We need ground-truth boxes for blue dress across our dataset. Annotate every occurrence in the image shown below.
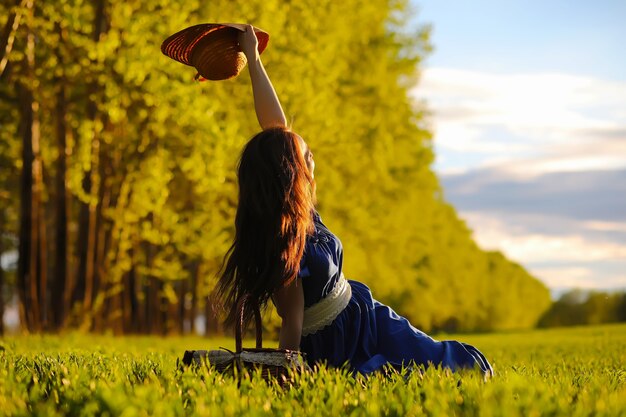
[299,212,493,376]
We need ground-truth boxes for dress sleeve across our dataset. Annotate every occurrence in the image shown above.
[298,251,311,278]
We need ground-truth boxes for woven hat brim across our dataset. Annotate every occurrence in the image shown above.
[161,23,269,67]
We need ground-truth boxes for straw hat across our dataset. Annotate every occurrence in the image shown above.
[161,23,270,81]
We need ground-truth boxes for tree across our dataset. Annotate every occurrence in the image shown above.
[0,0,551,335]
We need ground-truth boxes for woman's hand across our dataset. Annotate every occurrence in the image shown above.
[238,25,259,61]
[240,24,287,129]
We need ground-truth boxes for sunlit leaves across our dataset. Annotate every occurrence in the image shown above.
[0,0,551,333]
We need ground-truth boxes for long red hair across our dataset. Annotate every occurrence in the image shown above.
[217,127,316,326]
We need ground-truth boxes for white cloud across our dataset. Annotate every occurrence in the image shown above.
[419,69,626,131]
[414,68,626,176]
[415,67,626,291]
[507,155,626,179]
[530,266,626,290]
[530,266,594,289]
[583,221,626,233]
[458,210,626,290]
[462,211,626,264]
[503,234,626,263]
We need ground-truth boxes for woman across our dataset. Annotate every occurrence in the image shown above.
[217,25,493,376]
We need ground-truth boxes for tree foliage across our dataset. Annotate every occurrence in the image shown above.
[0,0,551,335]
[539,290,626,328]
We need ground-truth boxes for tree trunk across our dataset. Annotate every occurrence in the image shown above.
[204,298,212,337]
[0,226,5,336]
[125,260,139,333]
[33,118,47,330]
[163,280,175,335]
[93,278,108,333]
[190,261,199,334]
[151,277,162,334]
[136,251,147,333]
[80,135,99,315]
[178,277,187,334]
[16,14,44,332]
[92,143,110,322]
[0,0,30,76]
[51,23,68,330]
[17,79,35,331]
[75,0,106,319]
[110,281,123,335]
[139,278,148,334]
[63,133,75,325]
[121,244,137,333]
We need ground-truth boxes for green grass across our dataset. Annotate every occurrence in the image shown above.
[1,324,625,416]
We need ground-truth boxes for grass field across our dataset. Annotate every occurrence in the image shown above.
[1,324,625,416]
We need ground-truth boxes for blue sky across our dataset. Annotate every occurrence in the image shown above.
[414,0,626,80]
[411,0,626,294]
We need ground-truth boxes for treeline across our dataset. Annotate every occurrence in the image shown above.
[539,289,626,328]
[0,0,551,336]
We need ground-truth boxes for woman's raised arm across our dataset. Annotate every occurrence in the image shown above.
[238,25,287,130]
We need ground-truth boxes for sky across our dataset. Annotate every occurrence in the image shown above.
[410,0,626,296]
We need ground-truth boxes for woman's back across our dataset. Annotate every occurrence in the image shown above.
[300,212,344,307]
